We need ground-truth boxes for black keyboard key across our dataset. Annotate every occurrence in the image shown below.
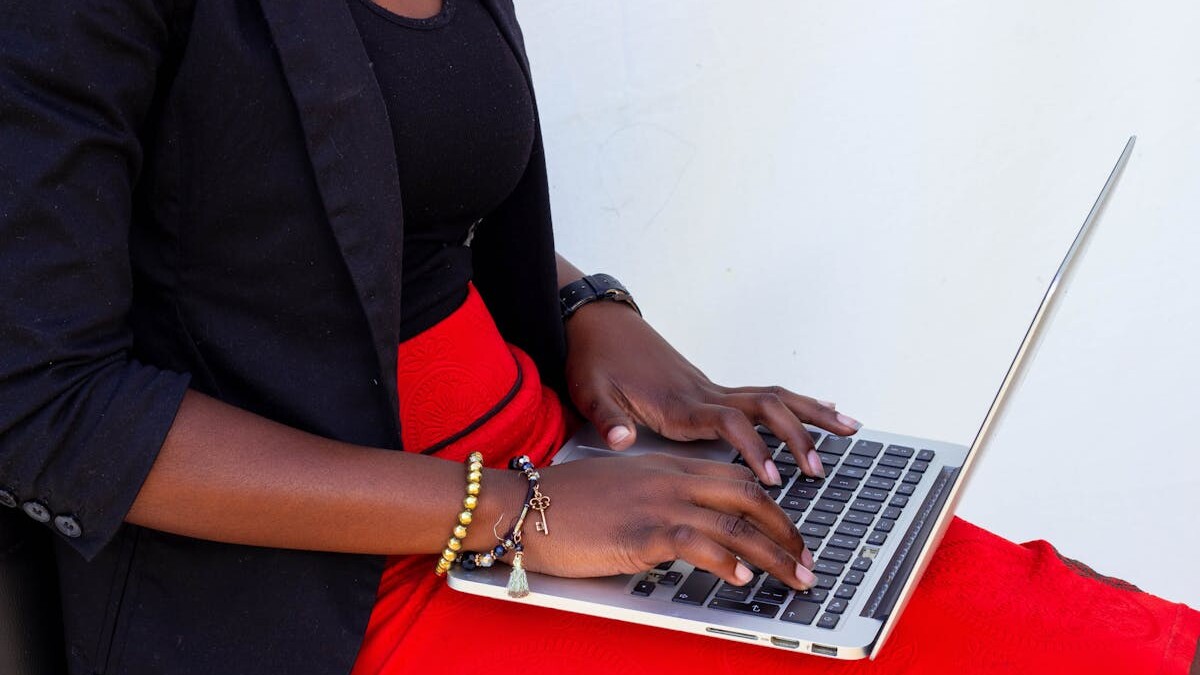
[814,574,837,590]
[851,557,873,572]
[708,598,781,619]
[823,489,854,503]
[754,586,789,604]
[660,570,683,586]
[836,522,868,538]
[881,506,903,520]
[878,456,908,469]
[813,499,845,515]
[867,531,888,546]
[799,523,830,539]
[865,477,895,491]
[828,476,860,491]
[805,511,837,526]
[849,440,883,458]
[916,448,936,461]
[672,570,719,605]
[818,435,853,456]
[843,455,874,470]
[817,452,841,467]
[843,511,874,526]
[849,499,881,514]
[793,588,828,603]
[632,579,656,596]
[773,451,797,467]
[775,463,799,479]
[655,561,675,570]
[715,583,753,602]
[884,445,914,458]
[793,475,825,489]
[764,487,782,500]
[820,548,852,564]
[843,570,866,585]
[826,535,860,550]
[875,519,895,533]
[889,495,909,508]
[902,471,923,485]
[836,467,867,479]
[896,483,917,496]
[780,496,811,512]
[871,466,902,480]
[781,507,805,523]
[757,430,782,447]
[817,613,840,629]
[780,599,821,625]
[787,484,820,500]
[761,575,790,592]
[813,560,844,576]
[910,460,930,473]
[825,598,849,614]
[858,488,888,502]
[834,584,857,600]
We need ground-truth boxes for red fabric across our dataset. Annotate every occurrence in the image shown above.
[352,284,1200,675]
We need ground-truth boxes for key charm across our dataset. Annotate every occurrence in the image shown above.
[529,488,551,535]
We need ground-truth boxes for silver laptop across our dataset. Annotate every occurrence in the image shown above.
[448,137,1137,660]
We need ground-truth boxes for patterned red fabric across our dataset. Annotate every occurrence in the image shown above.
[352,284,1200,675]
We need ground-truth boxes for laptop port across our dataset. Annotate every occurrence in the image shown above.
[811,643,838,657]
[769,636,800,649]
[704,627,757,641]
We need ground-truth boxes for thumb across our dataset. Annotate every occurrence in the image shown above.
[586,393,638,451]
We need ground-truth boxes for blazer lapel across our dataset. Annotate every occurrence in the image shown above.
[256,0,404,445]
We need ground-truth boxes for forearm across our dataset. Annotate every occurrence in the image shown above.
[126,390,525,555]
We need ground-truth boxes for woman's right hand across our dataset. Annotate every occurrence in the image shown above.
[515,453,817,590]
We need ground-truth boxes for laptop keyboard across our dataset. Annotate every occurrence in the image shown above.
[629,429,937,631]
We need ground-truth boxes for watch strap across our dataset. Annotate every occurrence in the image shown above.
[559,273,641,321]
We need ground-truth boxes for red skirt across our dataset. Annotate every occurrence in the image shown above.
[351,284,1200,675]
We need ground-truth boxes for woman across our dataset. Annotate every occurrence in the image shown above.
[0,0,1195,673]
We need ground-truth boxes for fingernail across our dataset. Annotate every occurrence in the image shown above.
[817,399,837,410]
[734,562,753,584]
[806,450,825,478]
[795,562,816,587]
[801,548,814,568]
[764,460,782,486]
[607,425,632,445]
[836,413,862,431]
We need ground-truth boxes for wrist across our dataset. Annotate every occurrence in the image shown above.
[459,466,526,552]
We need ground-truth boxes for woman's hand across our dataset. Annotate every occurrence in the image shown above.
[564,301,862,486]
[519,453,817,589]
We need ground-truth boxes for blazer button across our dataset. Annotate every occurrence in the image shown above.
[22,501,51,523]
[0,489,16,509]
[54,515,83,539]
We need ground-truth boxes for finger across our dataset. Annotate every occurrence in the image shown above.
[684,474,812,570]
[653,524,751,588]
[725,385,861,437]
[722,392,825,478]
[668,455,760,484]
[688,404,779,486]
[681,505,816,591]
[578,386,638,450]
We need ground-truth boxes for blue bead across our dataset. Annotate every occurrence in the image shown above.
[514,543,524,552]
[461,557,476,571]
[493,545,506,557]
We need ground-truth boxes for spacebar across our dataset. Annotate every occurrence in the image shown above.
[860,465,959,620]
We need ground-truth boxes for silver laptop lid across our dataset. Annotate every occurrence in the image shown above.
[869,136,1137,658]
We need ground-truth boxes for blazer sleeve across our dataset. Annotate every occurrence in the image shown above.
[0,0,190,560]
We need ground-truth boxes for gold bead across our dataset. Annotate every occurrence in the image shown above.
[447,537,462,551]
[442,548,457,562]
[435,559,451,571]
[468,452,483,462]
[453,525,468,539]
[466,482,481,496]
[463,494,478,510]
[466,470,482,484]
[458,510,473,526]
[468,461,483,473]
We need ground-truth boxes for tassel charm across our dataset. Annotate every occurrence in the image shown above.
[506,551,530,598]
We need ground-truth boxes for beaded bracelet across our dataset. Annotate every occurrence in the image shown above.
[433,451,484,577]
[457,455,551,598]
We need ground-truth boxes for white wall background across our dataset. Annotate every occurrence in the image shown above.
[516,0,1200,606]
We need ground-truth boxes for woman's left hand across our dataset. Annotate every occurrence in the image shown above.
[563,301,862,486]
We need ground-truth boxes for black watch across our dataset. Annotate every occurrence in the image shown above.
[559,273,642,322]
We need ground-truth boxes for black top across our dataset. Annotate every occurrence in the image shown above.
[0,1,566,674]
[349,0,536,340]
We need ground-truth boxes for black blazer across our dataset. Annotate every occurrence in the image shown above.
[0,0,566,672]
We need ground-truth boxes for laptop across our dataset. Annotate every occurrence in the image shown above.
[448,136,1137,660]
